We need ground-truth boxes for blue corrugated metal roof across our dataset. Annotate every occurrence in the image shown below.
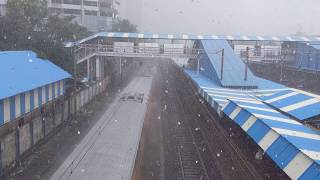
[260,89,320,120]
[183,68,320,179]
[69,32,320,46]
[223,100,320,179]
[310,44,320,50]
[310,41,320,50]
[184,69,286,108]
[0,51,71,100]
[200,40,258,88]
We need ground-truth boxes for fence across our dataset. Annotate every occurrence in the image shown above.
[0,77,110,175]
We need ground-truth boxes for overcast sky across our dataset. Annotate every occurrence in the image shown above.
[118,0,320,36]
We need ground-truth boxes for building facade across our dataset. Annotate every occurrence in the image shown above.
[0,0,115,33]
[284,42,320,72]
[231,40,282,63]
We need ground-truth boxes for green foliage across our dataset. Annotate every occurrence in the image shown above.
[0,0,90,71]
[112,18,137,32]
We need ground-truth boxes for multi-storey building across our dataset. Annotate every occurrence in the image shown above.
[49,0,114,32]
[0,0,115,33]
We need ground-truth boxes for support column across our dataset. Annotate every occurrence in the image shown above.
[96,57,101,80]
[120,57,122,81]
[87,59,90,81]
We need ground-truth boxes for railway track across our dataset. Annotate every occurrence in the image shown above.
[160,61,209,180]
[170,63,263,180]
[175,126,208,180]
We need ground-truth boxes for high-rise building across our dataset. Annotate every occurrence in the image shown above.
[49,0,114,32]
[0,0,115,33]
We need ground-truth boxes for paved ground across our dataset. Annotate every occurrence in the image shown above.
[50,63,156,180]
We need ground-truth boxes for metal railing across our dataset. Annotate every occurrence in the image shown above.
[75,44,220,64]
[233,47,300,64]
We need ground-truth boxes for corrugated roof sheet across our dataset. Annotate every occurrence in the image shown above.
[260,89,320,121]
[183,69,320,179]
[69,32,320,46]
[0,51,71,100]
[223,100,320,179]
[200,40,258,88]
[310,44,320,50]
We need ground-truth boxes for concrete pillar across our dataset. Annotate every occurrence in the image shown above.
[87,59,90,81]
[101,58,105,79]
[96,58,101,80]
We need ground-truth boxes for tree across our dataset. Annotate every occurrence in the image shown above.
[0,0,90,71]
[112,18,137,32]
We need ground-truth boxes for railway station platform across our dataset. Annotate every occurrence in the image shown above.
[50,76,154,180]
[182,39,320,179]
[184,69,320,179]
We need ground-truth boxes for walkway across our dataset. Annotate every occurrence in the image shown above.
[50,75,154,180]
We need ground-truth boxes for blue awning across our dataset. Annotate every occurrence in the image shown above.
[260,89,320,121]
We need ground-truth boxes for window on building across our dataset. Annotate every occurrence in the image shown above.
[63,8,81,15]
[84,1,98,7]
[100,1,112,8]
[85,10,98,16]
[52,0,62,3]
[63,0,81,5]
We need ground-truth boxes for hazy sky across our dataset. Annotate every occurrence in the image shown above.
[118,0,320,36]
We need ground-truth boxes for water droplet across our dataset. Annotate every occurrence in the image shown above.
[157,116,161,120]
[81,168,85,173]
[28,59,33,63]
[115,119,118,122]
[217,153,220,157]
[177,121,181,125]
[99,82,102,86]
[165,90,168,94]
[195,160,198,164]
[197,114,201,117]
[77,130,81,135]
[195,127,200,131]
[28,36,31,40]
[231,166,235,170]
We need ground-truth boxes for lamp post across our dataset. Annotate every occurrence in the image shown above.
[72,44,78,118]
[197,50,200,75]
[220,49,225,80]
